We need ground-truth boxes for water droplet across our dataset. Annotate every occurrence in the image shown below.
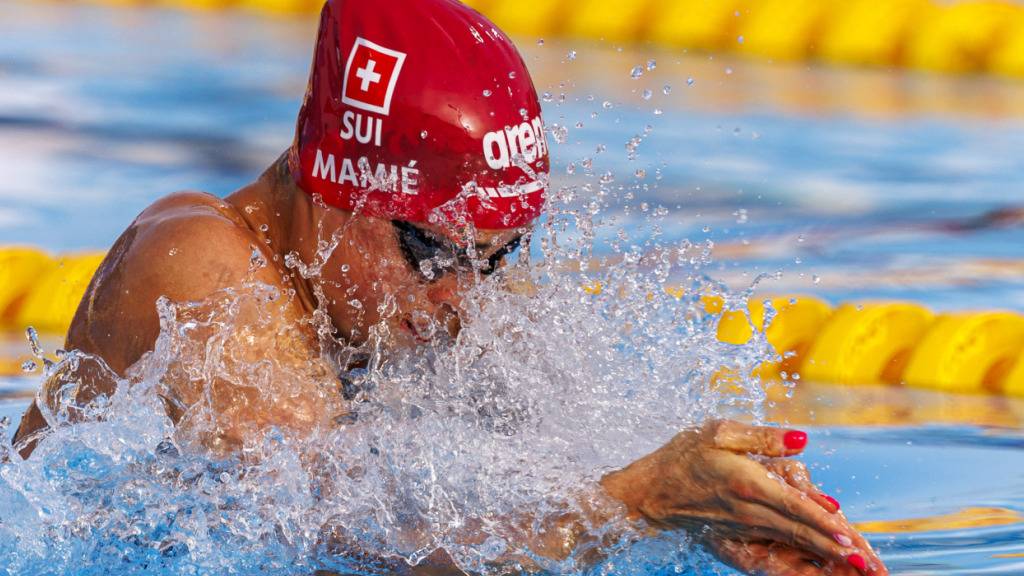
[595,144,606,153]
[536,38,544,45]
[812,274,821,284]
[26,326,43,358]
[541,91,553,102]
[653,108,663,115]
[737,35,744,44]
[348,299,363,310]
[21,360,37,373]
[341,264,350,273]
[663,84,672,95]
[420,130,428,139]
[519,108,528,118]
[641,89,652,100]
[599,171,615,184]
[550,124,569,144]
[646,59,656,71]
[634,168,646,179]
[508,71,516,79]
[796,234,806,243]
[167,247,178,256]
[725,67,733,75]
[258,223,269,232]
[734,209,748,224]
[687,77,695,86]
[630,65,644,79]
[566,49,577,61]
[602,100,613,109]
[482,89,492,97]
[249,247,267,272]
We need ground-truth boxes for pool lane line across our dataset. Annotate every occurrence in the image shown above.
[2,245,1024,396]
[63,0,1024,79]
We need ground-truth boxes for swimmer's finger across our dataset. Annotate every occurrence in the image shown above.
[766,459,841,514]
[732,501,865,572]
[765,463,888,575]
[738,463,883,574]
[710,538,826,576]
[716,537,868,573]
[709,419,808,457]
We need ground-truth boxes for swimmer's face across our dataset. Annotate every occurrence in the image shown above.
[315,214,524,348]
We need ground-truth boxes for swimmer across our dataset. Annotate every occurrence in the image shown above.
[12,1,887,574]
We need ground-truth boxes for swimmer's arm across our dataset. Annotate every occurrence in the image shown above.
[595,420,885,575]
[405,420,883,575]
[319,421,880,576]
[14,192,341,457]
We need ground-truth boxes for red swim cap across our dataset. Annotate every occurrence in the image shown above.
[290,0,548,230]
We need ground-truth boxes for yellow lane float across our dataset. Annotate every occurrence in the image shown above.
[1001,355,1024,397]
[801,302,934,386]
[646,0,744,51]
[903,311,1024,394]
[817,0,928,67]
[904,0,1019,74]
[563,0,652,44]
[715,295,832,379]
[734,0,831,62]
[0,247,56,326]
[8,252,105,336]
[3,245,1024,398]
[69,0,1024,78]
[476,0,564,40]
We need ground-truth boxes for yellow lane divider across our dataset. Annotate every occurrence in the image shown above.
[4,246,1024,397]
[703,294,1024,397]
[903,312,1024,394]
[801,302,934,387]
[67,0,1024,79]
[1,248,105,336]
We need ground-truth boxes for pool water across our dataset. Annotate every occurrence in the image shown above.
[2,2,1024,575]
[3,375,1024,574]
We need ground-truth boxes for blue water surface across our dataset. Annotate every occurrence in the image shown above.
[3,2,1024,575]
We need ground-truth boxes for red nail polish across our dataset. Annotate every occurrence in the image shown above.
[783,430,807,450]
[821,493,841,512]
[847,553,867,572]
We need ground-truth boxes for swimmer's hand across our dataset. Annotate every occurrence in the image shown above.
[600,419,887,576]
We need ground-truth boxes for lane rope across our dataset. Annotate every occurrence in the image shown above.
[71,0,1024,78]
[2,247,1023,396]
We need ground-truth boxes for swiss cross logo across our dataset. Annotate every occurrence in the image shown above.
[342,37,406,116]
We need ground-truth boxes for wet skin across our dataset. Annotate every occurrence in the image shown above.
[13,156,886,576]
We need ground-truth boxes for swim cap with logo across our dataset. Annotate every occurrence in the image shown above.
[289,0,548,230]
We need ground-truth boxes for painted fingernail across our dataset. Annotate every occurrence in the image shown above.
[821,493,841,512]
[783,430,808,450]
[833,533,853,547]
[846,553,867,572]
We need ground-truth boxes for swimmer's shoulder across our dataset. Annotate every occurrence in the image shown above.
[112,189,272,298]
[67,189,287,370]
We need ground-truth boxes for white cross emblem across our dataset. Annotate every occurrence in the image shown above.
[341,37,407,116]
[356,59,382,92]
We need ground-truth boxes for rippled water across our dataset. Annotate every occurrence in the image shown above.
[4,3,1024,313]
[2,1,1024,575]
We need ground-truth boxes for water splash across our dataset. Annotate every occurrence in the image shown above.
[0,103,779,576]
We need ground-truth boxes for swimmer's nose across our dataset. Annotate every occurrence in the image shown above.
[425,284,462,337]
[438,302,461,337]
